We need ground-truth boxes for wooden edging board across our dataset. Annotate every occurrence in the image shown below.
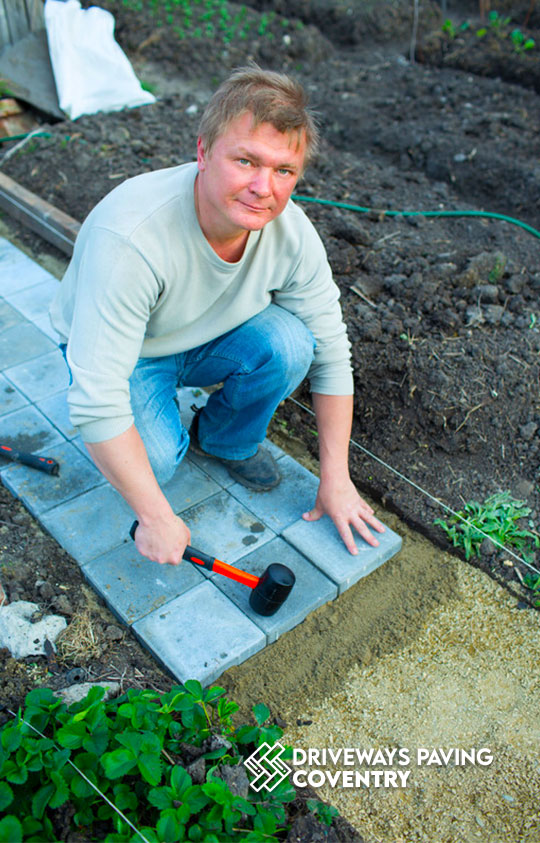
[0,172,80,255]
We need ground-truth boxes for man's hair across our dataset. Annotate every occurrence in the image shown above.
[198,65,319,165]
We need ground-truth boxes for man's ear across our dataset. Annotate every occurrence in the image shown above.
[197,136,206,171]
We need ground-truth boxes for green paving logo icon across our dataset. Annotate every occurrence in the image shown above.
[244,741,292,792]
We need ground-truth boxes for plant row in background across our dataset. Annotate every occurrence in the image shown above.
[0,682,336,841]
[435,490,540,604]
[119,0,304,46]
[442,10,536,53]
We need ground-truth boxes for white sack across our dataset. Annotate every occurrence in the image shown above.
[44,0,156,120]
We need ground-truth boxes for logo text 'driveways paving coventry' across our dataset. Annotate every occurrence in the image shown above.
[243,742,292,793]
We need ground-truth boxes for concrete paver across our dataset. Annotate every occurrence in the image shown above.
[282,515,403,594]
[132,580,267,686]
[0,237,402,686]
[83,542,206,625]
[4,349,69,401]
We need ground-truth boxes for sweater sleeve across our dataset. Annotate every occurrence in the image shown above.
[272,211,353,395]
[65,227,162,442]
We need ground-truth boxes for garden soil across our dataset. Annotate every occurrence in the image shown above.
[1,0,539,840]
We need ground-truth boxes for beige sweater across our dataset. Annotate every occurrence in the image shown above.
[50,162,352,442]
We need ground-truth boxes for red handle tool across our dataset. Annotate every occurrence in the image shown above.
[0,444,59,475]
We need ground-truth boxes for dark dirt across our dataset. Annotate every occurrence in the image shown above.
[0,0,539,838]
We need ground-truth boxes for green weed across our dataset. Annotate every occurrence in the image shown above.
[434,491,540,562]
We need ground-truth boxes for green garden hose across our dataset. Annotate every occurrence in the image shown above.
[292,194,540,241]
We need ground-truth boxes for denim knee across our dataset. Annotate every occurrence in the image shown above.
[138,424,189,487]
[261,309,315,387]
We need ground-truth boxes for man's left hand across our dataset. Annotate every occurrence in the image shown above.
[302,475,385,555]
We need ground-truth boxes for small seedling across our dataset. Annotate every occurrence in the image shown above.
[510,28,535,53]
[435,491,540,562]
[307,798,340,826]
[523,572,540,606]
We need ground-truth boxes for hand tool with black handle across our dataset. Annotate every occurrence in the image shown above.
[0,444,59,475]
[130,520,295,616]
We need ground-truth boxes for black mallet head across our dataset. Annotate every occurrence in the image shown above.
[249,563,296,616]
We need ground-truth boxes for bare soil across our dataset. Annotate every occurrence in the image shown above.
[1,1,540,839]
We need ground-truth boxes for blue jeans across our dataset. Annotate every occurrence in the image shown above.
[129,304,315,485]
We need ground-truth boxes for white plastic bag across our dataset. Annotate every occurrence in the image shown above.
[44,0,156,120]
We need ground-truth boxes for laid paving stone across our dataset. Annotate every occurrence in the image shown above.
[228,454,318,533]
[212,537,338,643]
[40,484,134,565]
[282,515,403,594]
[4,275,59,323]
[3,349,68,401]
[179,490,276,565]
[0,241,53,295]
[0,373,28,417]
[2,440,103,517]
[161,459,220,516]
[36,390,78,439]
[83,542,206,625]
[34,314,59,342]
[0,322,56,370]
[132,579,266,686]
[0,404,64,468]
[0,299,24,333]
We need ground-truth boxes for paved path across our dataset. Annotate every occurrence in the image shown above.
[0,238,401,685]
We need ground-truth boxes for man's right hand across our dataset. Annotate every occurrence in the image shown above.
[132,513,191,566]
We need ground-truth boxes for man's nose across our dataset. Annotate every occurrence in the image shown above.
[249,168,272,196]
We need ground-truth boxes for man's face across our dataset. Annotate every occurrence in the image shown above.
[196,111,306,243]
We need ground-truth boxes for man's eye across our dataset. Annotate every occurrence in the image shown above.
[278,168,292,176]
[238,158,251,166]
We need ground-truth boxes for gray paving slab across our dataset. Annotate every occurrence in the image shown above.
[161,459,220,515]
[34,314,60,342]
[228,454,318,533]
[4,276,60,323]
[179,490,276,565]
[83,542,206,625]
[36,390,78,439]
[0,299,25,334]
[0,405,64,467]
[2,440,103,517]
[0,322,56,370]
[3,349,69,401]
[132,579,267,686]
[211,537,338,643]
[0,243,54,295]
[282,516,402,595]
[39,485,133,565]
[0,373,28,417]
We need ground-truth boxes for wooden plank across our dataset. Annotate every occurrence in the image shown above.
[0,172,79,255]
[0,2,11,50]
[27,0,44,32]
[4,0,31,44]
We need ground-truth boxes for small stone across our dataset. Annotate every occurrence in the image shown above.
[186,756,206,784]
[185,104,198,115]
[104,624,124,641]
[52,595,74,616]
[38,582,55,601]
[0,601,67,659]
[519,422,538,442]
[58,681,120,707]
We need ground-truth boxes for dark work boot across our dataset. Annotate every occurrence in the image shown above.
[188,407,281,492]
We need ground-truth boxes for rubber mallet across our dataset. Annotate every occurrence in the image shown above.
[129,521,295,616]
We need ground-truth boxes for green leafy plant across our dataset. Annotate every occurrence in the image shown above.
[510,28,535,53]
[306,798,339,827]
[523,572,540,606]
[442,19,470,40]
[0,682,319,842]
[434,491,540,561]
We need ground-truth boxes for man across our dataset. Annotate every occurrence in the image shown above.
[51,65,384,566]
